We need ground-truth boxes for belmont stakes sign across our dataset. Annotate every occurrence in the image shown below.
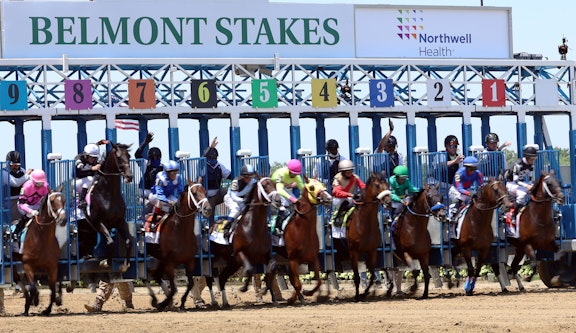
[0,0,511,59]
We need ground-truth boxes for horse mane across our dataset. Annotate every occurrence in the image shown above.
[530,173,545,195]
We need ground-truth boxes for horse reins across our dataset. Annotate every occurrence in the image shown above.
[35,192,66,226]
[251,177,281,209]
[530,176,557,203]
[472,181,508,211]
[175,184,208,218]
[97,147,128,177]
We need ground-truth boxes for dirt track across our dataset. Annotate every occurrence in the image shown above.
[2,279,576,333]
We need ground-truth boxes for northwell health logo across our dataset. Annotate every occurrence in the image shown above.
[396,9,424,40]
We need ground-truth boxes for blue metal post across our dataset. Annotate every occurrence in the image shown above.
[14,119,26,166]
[406,123,417,179]
[257,116,269,157]
[516,122,527,157]
[41,128,52,172]
[77,118,87,155]
[315,116,326,155]
[426,117,438,152]
[372,115,382,152]
[480,115,490,148]
[570,129,576,203]
[105,128,117,145]
[230,126,241,176]
[199,117,209,154]
[462,123,473,155]
[138,118,148,154]
[289,125,301,159]
[348,124,359,160]
[168,127,179,160]
[533,115,544,149]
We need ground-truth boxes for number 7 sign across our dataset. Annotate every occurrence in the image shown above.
[482,79,506,107]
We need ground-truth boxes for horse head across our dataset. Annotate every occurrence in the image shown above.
[367,171,392,209]
[303,177,332,207]
[478,176,511,212]
[108,142,133,183]
[424,183,447,222]
[178,180,212,218]
[535,170,565,205]
[256,176,283,209]
[46,189,67,226]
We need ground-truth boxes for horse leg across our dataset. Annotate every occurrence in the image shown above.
[303,258,323,300]
[205,276,219,307]
[218,260,241,308]
[236,251,254,293]
[143,279,159,308]
[462,249,476,296]
[350,253,362,302]
[157,267,176,311]
[361,253,378,300]
[40,267,59,316]
[179,268,195,311]
[491,263,509,293]
[116,222,133,273]
[382,269,394,298]
[522,244,539,283]
[287,260,304,305]
[419,257,431,299]
[510,248,527,291]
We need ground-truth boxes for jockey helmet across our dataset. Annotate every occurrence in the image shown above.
[6,151,21,165]
[485,133,499,144]
[325,139,339,150]
[338,160,355,172]
[204,147,218,159]
[30,169,47,184]
[444,135,459,147]
[148,147,161,159]
[523,146,538,158]
[240,164,255,176]
[393,165,409,178]
[287,159,302,174]
[164,160,180,172]
[83,143,100,157]
[463,156,479,168]
[386,136,398,147]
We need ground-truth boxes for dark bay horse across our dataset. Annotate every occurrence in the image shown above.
[494,170,565,292]
[392,183,446,299]
[85,143,133,272]
[145,180,211,311]
[216,176,282,307]
[347,172,391,301]
[283,178,332,305]
[21,190,67,316]
[451,177,510,295]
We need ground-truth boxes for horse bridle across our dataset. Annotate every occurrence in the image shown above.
[294,182,332,215]
[405,189,442,219]
[36,192,66,226]
[175,183,209,218]
[531,175,563,204]
[473,181,508,211]
[97,147,130,178]
[255,177,282,209]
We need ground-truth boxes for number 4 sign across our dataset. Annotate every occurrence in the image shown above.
[482,79,506,107]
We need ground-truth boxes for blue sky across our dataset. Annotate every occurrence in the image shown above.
[1,0,573,169]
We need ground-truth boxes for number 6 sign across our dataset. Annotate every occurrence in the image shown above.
[482,79,506,107]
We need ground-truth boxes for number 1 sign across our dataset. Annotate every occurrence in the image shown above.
[482,79,506,107]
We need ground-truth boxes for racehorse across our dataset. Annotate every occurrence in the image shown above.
[84,143,134,272]
[283,177,332,305]
[347,172,391,301]
[392,183,446,299]
[451,176,510,295]
[145,180,211,311]
[21,190,67,316]
[494,170,565,292]
[216,176,282,307]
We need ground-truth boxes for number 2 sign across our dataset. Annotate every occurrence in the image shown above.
[482,79,506,107]
[426,79,451,106]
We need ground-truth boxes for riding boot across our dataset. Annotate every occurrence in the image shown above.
[78,188,88,209]
[274,209,287,235]
[12,215,28,241]
[223,217,235,238]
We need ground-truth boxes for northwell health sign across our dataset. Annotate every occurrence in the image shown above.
[0,0,511,59]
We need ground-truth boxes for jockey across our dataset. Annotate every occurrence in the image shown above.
[151,160,184,223]
[221,164,257,235]
[330,160,366,226]
[4,150,33,223]
[134,132,163,211]
[204,137,233,227]
[12,169,50,239]
[448,156,483,222]
[389,165,419,220]
[270,159,305,235]
[75,140,108,209]
[506,145,538,224]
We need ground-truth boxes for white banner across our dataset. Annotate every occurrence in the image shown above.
[0,1,512,59]
[354,5,512,59]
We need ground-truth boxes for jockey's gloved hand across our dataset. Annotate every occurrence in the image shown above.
[168,200,176,206]
[30,210,39,217]
[289,196,297,204]
[431,203,445,212]
[467,190,477,198]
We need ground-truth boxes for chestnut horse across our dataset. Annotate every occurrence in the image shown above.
[347,172,391,301]
[451,177,510,295]
[217,176,282,307]
[494,170,564,292]
[21,190,67,316]
[145,180,212,311]
[392,183,446,299]
[283,178,332,305]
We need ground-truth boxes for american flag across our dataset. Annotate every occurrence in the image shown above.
[115,119,139,131]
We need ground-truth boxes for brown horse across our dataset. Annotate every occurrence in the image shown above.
[494,170,565,292]
[392,183,446,299]
[216,176,282,307]
[21,190,67,316]
[145,180,211,311]
[347,172,391,301]
[283,178,332,305]
[450,177,510,295]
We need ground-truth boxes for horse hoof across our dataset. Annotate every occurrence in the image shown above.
[40,310,51,316]
[99,260,110,268]
[551,276,563,287]
[465,290,474,296]
[501,288,509,293]
[238,285,248,293]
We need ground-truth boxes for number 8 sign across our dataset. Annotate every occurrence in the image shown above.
[65,80,93,110]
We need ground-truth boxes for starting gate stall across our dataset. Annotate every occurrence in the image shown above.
[1,161,11,286]
[353,150,394,270]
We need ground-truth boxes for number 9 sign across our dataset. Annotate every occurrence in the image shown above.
[0,81,28,111]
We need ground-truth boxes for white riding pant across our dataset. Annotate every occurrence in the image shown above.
[506,183,529,204]
[223,194,245,219]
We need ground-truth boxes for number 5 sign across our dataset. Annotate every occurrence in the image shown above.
[252,79,278,108]
[482,79,506,107]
